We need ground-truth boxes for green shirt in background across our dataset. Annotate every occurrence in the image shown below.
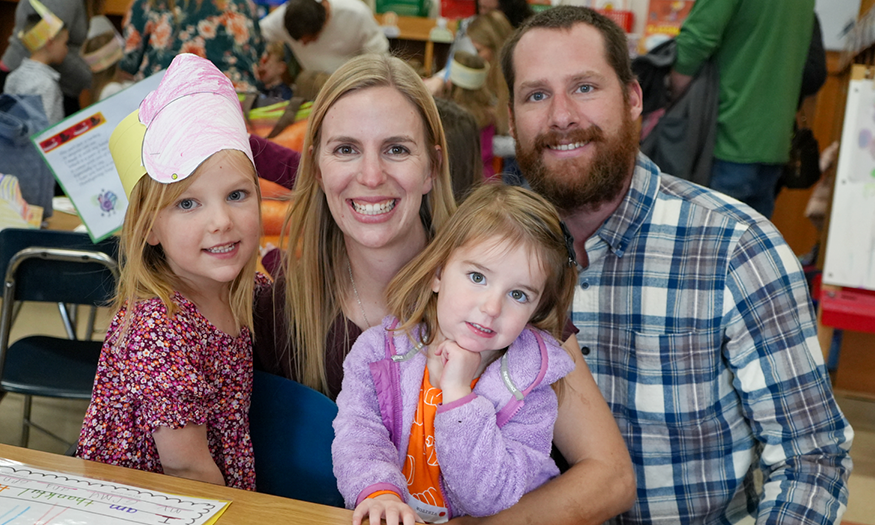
[674,0,814,164]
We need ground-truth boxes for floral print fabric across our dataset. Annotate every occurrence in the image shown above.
[76,274,270,490]
[120,0,264,91]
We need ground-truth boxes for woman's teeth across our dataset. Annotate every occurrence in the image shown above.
[353,200,396,215]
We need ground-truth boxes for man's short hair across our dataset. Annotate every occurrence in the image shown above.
[500,6,634,99]
[284,0,327,41]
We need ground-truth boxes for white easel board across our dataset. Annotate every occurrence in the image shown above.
[30,71,165,242]
[822,65,875,291]
[0,458,229,525]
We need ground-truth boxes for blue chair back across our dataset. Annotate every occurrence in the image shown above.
[249,370,343,507]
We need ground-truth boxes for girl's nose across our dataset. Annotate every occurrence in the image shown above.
[210,204,233,232]
[480,291,502,318]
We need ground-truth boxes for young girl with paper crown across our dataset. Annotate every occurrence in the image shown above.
[332,183,578,524]
[81,15,131,101]
[76,53,266,490]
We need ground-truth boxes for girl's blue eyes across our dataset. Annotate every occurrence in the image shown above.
[510,290,528,303]
[467,272,530,303]
[175,190,247,210]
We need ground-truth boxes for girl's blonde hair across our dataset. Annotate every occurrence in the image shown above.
[467,11,513,135]
[448,51,495,131]
[281,54,457,394]
[387,183,577,345]
[114,150,261,343]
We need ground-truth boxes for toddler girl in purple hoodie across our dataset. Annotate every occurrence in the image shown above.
[332,183,579,524]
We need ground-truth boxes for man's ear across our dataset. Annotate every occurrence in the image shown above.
[507,104,515,139]
[627,80,643,122]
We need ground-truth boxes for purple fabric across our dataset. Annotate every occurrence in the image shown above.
[332,316,575,518]
[250,134,300,190]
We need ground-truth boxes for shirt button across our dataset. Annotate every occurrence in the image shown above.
[581,346,591,355]
[580,282,590,290]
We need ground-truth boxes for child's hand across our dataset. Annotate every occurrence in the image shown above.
[353,493,420,525]
[433,340,480,403]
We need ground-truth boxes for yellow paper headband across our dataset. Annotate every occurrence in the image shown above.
[18,0,64,53]
[449,59,488,91]
[109,110,148,198]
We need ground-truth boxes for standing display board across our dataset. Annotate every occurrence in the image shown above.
[823,65,875,291]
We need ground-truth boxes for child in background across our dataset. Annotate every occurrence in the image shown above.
[434,97,482,202]
[445,51,497,180]
[3,0,69,125]
[81,15,131,101]
[256,41,294,106]
[333,183,578,524]
[467,11,513,137]
[77,54,266,490]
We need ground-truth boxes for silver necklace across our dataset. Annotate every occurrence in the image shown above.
[347,260,371,328]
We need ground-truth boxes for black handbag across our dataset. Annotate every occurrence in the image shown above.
[781,121,821,190]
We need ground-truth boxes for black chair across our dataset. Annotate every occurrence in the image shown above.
[249,370,344,507]
[0,228,119,448]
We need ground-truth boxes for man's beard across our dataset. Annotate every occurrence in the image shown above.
[515,111,638,214]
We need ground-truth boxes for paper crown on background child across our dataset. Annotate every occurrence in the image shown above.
[109,53,254,198]
[449,58,488,90]
[18,0,64,53]
[82,16,124,73]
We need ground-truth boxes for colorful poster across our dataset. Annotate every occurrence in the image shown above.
[823,66,875,291]
[0,459,229,525]
[31,71,165,242]
[640,0,695,53]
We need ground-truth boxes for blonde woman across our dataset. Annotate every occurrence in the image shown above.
[253,54,456,399]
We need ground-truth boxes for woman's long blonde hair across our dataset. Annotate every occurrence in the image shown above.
[467,11,513,135]
[113,151,261,343]
[281,54,457,394]
[387,183,577,345]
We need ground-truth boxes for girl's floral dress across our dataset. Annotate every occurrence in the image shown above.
[120,0,264,91]
[76,274,270,490]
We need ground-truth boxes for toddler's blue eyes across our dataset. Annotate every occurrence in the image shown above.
[229,190,245,201]
[469,272,485,284]
[510,290,528,303]
[178,199,195,210]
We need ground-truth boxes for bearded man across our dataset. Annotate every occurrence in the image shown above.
[496,6,853,525]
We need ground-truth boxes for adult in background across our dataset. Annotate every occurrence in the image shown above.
[499,6,852,524]
[1,0,90,116]
[252,53,635,524]
[120,0,264,91]
[259,0,389,74]
[669,0,815,218]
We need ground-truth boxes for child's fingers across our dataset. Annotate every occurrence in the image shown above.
[352,501,370,525]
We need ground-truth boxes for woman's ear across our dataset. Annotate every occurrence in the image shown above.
[424,145,440,194]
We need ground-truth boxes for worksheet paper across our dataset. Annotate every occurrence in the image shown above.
[0,459,228,525]
[31,71,164,242]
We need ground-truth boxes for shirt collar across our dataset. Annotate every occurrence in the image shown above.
[594,152,659,257]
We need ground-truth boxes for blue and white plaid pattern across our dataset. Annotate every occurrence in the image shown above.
[574,154,853,524]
